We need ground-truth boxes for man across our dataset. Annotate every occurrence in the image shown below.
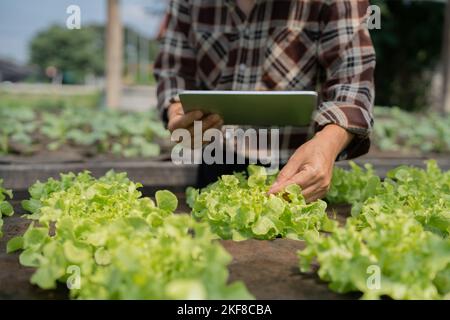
[154,0,375,202]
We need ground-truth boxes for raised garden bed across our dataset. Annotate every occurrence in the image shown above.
[2,155,449,191]
[0,200,353,300]
[0,105,171,161]
[336,156,450,178]
[0,160,197,191]
[2,161,447,300]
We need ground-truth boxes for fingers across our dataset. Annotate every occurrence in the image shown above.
[184,114,222,135]
[167,102,184,118]
[168,110,203,132]
[177,114,223,147]
[270,147,306,188]
[268,160,299,194]
[211,119,224,130]
[269,173,328,202]
[268,161,331,199]
[202,117,224,145]
[269,168,316,194]
[202,114,223,131]
[269,147,309,194]
[267,134,335,200]
[268,163,298,194]
[301,183,329,203]
[167,105,224,147]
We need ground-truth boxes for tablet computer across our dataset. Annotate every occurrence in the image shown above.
[179,90,317,126]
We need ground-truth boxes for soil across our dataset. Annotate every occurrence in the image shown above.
[0,149,172,165]
[0,133,174,164]
[0,199,356,300]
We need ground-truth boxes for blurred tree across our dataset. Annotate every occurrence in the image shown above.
[370,0,446,111]
[30,25,104,84]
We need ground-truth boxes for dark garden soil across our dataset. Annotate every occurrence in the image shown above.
[0,200,356,300]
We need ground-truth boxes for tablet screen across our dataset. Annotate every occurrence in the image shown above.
[179,91,317,126]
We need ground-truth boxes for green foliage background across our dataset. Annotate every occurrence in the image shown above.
[29,24,158,85]
[370,0,446,110]
[30,25,104,84]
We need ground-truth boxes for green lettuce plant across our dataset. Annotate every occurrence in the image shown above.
[8,171,252,300]
[301,161,450,300]
[352,161,450,237]
[0,105,169,158]
[0,179,14,237]
[187,165,336,241]
[326,162,382,205]
[373,107,450,153]
[300,212,450,299]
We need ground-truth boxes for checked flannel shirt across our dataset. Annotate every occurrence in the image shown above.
[154,0,376,160]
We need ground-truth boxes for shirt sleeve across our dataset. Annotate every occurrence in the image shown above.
[153,0,197,126]
[315,0,376,160]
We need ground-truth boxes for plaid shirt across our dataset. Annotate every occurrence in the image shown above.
[154,0,376,160]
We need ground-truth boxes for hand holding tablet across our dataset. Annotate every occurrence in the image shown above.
[179,90,317,127]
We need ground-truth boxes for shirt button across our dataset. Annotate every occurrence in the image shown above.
[239,64,246,71]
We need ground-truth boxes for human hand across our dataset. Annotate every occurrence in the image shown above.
[268,124,353,202]
[167,102,223,145]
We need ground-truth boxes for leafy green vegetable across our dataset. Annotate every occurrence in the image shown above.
[353,161,450,237]
[187,165,336,240]
[155,190,178,212]
[373,107,450,154]
[10,171,252,300]
[300,212,450,299]
[327,161,449,236]
[0,178,14,237]
[0,106,36,155]
[301,160,450,300]
[0,105,169,158]
[326,162,382,205]
[7,236,24,253]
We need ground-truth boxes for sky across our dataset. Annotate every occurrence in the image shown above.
[0,0,166,64]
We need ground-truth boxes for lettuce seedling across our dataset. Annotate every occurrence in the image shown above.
[301,161,450,300]
[0,179,14,237]
[9,171,252,300]
[187,165,336,241]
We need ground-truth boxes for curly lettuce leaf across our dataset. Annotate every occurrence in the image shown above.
[0,178,14,237]
[9,171,252,300]
[301,160,450,300]
[187,165,335,240]
[326,162,382,205]
[300,212,450,300]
